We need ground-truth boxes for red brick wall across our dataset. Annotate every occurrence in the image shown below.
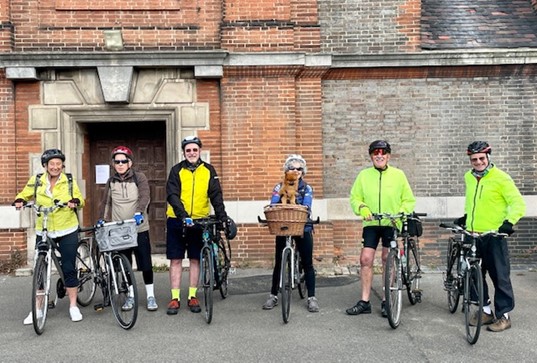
[0,230,27,261]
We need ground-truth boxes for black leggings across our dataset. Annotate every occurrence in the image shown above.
[270,231,315,297]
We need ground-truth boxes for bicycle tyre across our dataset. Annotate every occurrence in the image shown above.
[446,238,461,314]
[464,263,483,345]
[32,254,50,335]
[76,241,96,306]
[108,253,138,330]
[201,246,214,324]
[384,249,402,329]
[405,238,421,305]
[296,250,306,299]
[280,248,292,324]
[217,238,230,299]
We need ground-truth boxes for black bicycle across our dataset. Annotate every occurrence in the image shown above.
[374,212,426,329]
[23,201,96,335]
[83,219,139,330]
[194,216,232,324]
[440,223,506,344]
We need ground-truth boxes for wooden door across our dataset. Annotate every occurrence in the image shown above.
[87,122,167,253]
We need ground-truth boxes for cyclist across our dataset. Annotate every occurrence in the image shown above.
[98,146,158,312]
[346,140,416,317]
[165,136,229,315]
[13,149,85,324]
[454,141,525,332]
[262,155,319,313]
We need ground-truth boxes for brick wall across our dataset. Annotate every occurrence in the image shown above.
[0,229,26,261]
[318,0,421,53]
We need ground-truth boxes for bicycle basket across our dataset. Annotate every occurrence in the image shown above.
[95,221,138,252]
[263,204,308,236]
[407,213,423,237]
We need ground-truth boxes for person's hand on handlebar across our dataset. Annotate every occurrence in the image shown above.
[67,198,81,209]
[13,198,26,210]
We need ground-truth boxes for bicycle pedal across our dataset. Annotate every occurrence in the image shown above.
[94,303,104,312]
[48,301,56,309]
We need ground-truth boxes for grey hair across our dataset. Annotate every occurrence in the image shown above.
[283,154,307,175]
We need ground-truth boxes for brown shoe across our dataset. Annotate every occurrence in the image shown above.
[487,316,511,332]
[188,297,202,313]
[166,299,180,315]
[469,311,494,326]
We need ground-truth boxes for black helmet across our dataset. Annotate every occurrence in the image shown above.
[181,136,202,150]
[467,141,491,155]
[225,218,237,240]
[41,149,65,166]
[368,140,391,154]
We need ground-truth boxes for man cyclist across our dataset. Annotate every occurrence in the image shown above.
[98,146,158,312]
[165,136,229,315]
[346,140,416,317]
[14,149,85,323]
[454,141,525,332]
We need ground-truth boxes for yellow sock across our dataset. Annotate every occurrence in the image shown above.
[171,289,180,301]
[188,287,197,299]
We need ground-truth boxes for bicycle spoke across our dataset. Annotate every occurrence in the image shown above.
[76,241,96,306]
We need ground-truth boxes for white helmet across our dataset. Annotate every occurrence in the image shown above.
[283,154,307,175]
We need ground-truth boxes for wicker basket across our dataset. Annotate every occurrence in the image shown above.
[263,204,308,236]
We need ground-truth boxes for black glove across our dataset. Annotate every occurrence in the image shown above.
[12,198,25,206]
[454,214,467,227]
[68,198,81,206]
[498,220,514,236]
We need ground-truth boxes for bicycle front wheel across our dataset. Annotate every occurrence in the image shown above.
[464,263,483,345]
[295,250,306,299]
[445,238,461,313]
[280,248,292,324]
[32,254,50,335]
[405,238,422,305]
[201,247,214,324]
[76,241,96,306]
[217,238,230,299]
[384,249,402,329]
[108,253,138,330]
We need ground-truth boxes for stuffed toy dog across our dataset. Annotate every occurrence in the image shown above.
[279,170,299,204]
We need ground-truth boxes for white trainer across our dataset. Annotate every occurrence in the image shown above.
[69,306,83,322]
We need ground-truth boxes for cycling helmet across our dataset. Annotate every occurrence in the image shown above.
[111,146,134,160]
[225,217,237,240]
[467,141,491,155]
[41,149,65,166]
[283,154,307,175]
[368,140,391,154]
[181,136,202,150]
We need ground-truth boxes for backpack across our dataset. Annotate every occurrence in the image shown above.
[33,173,74,200]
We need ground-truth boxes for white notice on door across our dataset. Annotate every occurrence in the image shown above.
[95,165,110,184]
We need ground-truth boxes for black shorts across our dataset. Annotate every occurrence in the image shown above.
[362,226,396,249]
[121,231,153,272]
[166,218,203,260]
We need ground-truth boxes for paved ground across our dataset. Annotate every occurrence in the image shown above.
[1,268,536,362]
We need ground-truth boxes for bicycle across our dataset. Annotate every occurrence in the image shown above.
[194,216,232,324]
[440,223,507,344]
[257,214,320,324]
[82,219,139,330]
[22,201,96,335]
[374,212,427,329]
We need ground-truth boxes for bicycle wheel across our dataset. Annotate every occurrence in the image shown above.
[405,238,422,305]
[280,248,292,324]
[295,250,306,299]
[445,238,461,313]
[384,249,402,329]
[108,253,138,330]
[201,246,214,324]
[32,254,50,335]
[76,241,96,306]
[217,238,230,299]
[464,263,483,345]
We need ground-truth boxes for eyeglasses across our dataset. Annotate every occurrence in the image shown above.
[372,149,388,156]
[470,156,487,163]
[185,148,199,153]
[288,167,303,171]
[113,159,130,165]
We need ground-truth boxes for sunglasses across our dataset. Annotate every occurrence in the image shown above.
[113,159,130,165]
[372,149,388,156]
[470,156,487,163]
[288,167,303,171]
[185,148,199,153]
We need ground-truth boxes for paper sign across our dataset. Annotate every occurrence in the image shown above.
[95,165,110,184]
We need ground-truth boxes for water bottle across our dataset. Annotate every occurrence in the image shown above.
[400,249,407,266]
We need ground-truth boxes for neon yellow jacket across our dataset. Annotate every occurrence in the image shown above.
[464,165,525,233]
[350,165,416,227]
[15,173,85,234]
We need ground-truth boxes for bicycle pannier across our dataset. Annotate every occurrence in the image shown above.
[407,213,423,237]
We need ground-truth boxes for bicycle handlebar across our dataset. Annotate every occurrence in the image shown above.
[80,218,137,233]
[438,223,508,238]
[22,200,68,214]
